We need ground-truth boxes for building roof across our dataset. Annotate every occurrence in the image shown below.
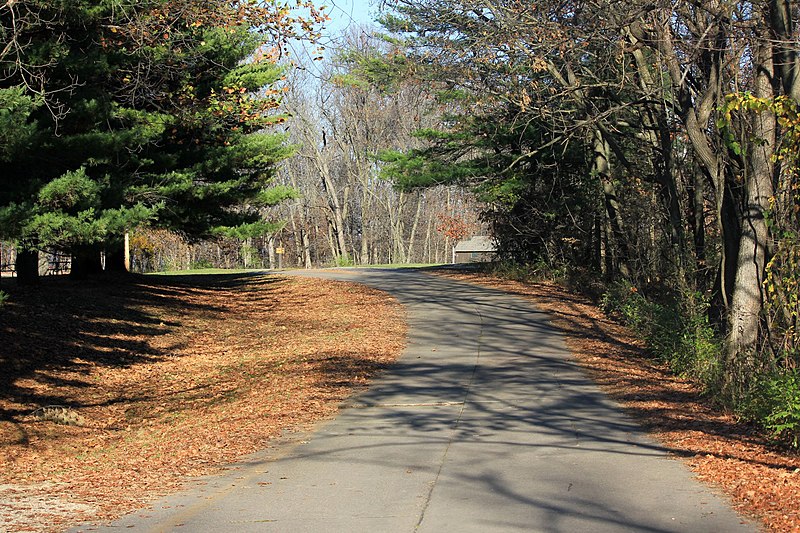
[454,236,497,253]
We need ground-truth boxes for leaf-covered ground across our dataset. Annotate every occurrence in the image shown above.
[435,269,800,532]
[3,268,799,532]
[0,273,406,532]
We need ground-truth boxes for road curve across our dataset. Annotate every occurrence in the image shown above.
[76,268,755,532]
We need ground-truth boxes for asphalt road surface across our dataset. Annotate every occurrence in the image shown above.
[76,268,755,532]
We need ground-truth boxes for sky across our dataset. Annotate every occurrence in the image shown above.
[323,0,379,38]
[287,0,379,76]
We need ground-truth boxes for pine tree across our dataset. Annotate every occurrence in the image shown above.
[0,0,314,281]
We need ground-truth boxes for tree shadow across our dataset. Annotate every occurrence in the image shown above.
[301,268,800,470]
[0,272,277,421]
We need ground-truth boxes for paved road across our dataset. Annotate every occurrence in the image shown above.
[77,269,755,532]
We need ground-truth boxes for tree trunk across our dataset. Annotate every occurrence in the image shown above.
[770,0,800,101]
[267,235,276,270]
[71,245,103,280]
[723,37,777,402]
[15,249,39,286]
[628,37,687,280]
[594,128,631,279]
[301,229,312,269]
[687,164,707,284]
[105,239,128,274]
[319,159,348,261]
[406,194,423,264]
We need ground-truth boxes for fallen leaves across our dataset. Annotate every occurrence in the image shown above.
[0,273,406,532]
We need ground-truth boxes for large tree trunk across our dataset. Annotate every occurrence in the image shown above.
[70,245,103,280]
[359,195,371,266]
[15,249,39,286]
[723,36,777,402]
[319,159,348,261]
[105,240,128,274]
[687,164,707,286]
[406,194,423,264]
[770,0,800,101]
[301,229,312,269]
[628,37,687,281]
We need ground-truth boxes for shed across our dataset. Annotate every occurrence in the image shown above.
[453,236,497,263]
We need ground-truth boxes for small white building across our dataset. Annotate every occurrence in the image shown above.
[453,236,497,263]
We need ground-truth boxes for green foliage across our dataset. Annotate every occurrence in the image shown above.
[240,244,261,267]
[379,149,484,189]
[742,371,800,448]
[36,168,100,210]
[762,372,800,448]
[211,221,284,241]
[0,0,299,268]
[600,276,800,449]
[488,259,566,284]
[189,259,214,270]
[333,47,416,94]
[334,254,354,267]
[0,87,40,160]
[0,290,8,307]
[600,281,722,384]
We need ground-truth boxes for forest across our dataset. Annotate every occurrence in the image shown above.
[1,0,799,446]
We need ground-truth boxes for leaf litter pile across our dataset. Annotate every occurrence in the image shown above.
[436,269,800,532]
[0,273,406,532]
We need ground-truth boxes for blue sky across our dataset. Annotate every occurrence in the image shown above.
[323,0,378,36]
[285,0,380,74]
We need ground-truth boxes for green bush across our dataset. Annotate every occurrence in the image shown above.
[743,370,800,448]
[189,259,214,270]
[0,290,8,307]
[599,281,722,386]
[489,259,566,283]
[240,244,261,268]
[334,255,354,267]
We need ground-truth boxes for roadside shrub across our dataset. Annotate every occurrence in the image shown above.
[743,370,800,448]
[334,254,354,267]
[190,259,214,270]
[564,267,606,301]
[490,259,566,283]
[240,244,262,268]
[0,290,8,307]
[600,281,722,387]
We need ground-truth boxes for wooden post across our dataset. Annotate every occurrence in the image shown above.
[124,232,131,271]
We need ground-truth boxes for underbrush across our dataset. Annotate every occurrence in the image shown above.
[485,260,800,448]
[599,279,800,448]
[743,369,800,448]
[598,280,721,388]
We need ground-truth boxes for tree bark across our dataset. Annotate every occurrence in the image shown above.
[105,241,128,273]
[15,248,39,285]
[70,245,103,280]
[723,35,777,401]
[770,0,800,101]
[594,128,631,279]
